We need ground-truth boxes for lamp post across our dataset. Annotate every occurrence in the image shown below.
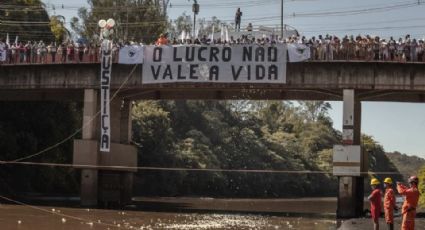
[191,0,200,38]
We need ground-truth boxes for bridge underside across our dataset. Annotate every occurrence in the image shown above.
[2,88,425,102]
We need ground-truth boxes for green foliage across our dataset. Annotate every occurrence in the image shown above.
[386,151,425,181]
[362,135,403,192]
[418,166,425,208]
[133,100,341,198]
[0,0,54,42]
[70,0,168,43]
[49,15,70,43]
[0,102,81,195]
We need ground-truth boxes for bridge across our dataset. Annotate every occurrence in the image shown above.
[1,61,425,218]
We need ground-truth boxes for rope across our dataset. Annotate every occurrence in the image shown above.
[0,160,406,176]
[0,195,120,229]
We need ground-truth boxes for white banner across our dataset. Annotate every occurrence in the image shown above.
[0,50,6,62]
[118,45,144,64]
[288,43,311,62]
[100,42,112,152]
[0,43,6,62]
[142,45,287,84]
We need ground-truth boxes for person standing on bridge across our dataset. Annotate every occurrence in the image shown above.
[384,177,397,230]
[397,176,420,230]
[368,178,382,230]
[235,8,242,32]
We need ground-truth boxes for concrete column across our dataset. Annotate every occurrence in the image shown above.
[110,97,122,143]
[120,99,132,144]
[337,89,364,218]
[98,95,135,206]
[80,89,99,207]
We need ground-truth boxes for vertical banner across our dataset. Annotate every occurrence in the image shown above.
[100,41,112,152]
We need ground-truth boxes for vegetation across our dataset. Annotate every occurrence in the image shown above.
[0,102,81,195]
[132,100,403,198]
[419,166,425,207]
[386,151,425,181]
[0,99,419,199]
[70,0,168,43]
[0,0,54,42]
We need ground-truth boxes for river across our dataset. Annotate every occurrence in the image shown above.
[0,197,423,229]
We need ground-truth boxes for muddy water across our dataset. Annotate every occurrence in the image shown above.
[0,204,337,230]
[0,197,342,229]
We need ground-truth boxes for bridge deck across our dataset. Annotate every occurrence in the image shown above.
[1,61,425,102]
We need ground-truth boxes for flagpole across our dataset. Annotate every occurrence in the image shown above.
[281,0,284,39]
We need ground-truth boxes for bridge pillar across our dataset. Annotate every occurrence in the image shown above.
[98,98,136,206]
[74,91,137,207]
[79,89,99,206]
[337,89,364,218]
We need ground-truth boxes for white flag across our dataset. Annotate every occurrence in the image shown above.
[225,26,229,42]
[6,33,10,46]
[288,43,311,62]
[14,36,18,45]
[210,26,215,41]
[220,25,224,41]
[0,41,6,61]
[118,45,144,64]
[181,30,186,40]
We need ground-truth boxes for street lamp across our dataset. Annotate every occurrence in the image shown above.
[191,0,200,37]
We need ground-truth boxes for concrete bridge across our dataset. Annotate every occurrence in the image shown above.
[1,61,425,218]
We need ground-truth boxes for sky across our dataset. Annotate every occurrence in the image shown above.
[42,0,425,158]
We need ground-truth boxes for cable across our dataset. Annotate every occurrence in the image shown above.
[0,195,120,229]
[0,160,407,176]
[9,64,139,163]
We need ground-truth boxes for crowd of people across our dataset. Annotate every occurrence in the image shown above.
[1,33,425,64]
[163,33,425,63]
[0,39,112,64]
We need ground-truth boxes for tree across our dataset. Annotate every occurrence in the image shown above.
[70,0,168,43]
[169,14,229,40]
[0,0,54,42]
[418,166,425,208]
[49,15,70,43]
[298,101,332,122]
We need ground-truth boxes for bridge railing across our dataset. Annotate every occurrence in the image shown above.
[1,46,425,65]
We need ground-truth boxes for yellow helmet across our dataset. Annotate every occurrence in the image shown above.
[370,178,380,185]
[384,177,393,184]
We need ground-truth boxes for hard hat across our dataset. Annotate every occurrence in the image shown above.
[370,178,380,186]
[408,176,419,184]
[384,178,393,184]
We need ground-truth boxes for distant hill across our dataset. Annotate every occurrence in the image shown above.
[386,151,425,180]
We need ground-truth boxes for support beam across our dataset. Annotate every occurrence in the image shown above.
[337,89,364,218]
[80,89,99,207]
[98,96,135,206]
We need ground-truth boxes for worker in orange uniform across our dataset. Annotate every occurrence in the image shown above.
[368,178,382,230]
[397,176,420,230]
[156,33,169,46]
[384,177,397,230]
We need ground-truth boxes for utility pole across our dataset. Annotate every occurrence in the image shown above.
[281,0,284,39]
[192,0,200,38]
